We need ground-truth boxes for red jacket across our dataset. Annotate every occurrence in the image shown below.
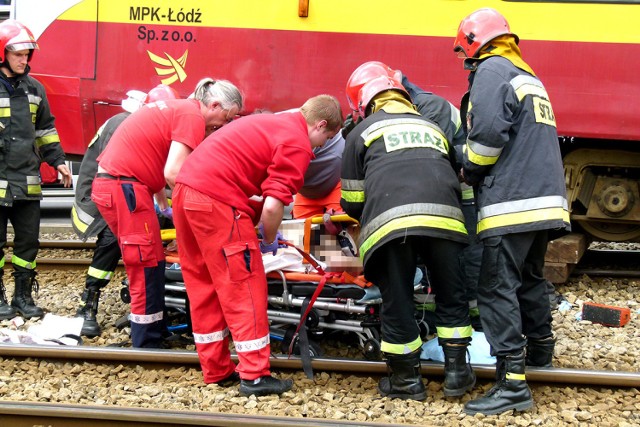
[176,111,314,223]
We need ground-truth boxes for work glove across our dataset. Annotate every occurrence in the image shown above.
[342,114,361,139]
[258,224,286,255]
[160,207,173,220]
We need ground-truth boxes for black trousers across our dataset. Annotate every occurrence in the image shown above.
[365,236,469,348]
[478,230,553,356]
[0,200,40,272]
[86,225,121,289]
[461,202,482,303]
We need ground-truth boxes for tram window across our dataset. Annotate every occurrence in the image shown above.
[0,0,11,22]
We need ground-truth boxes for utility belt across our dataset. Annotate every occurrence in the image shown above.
[96,172,138,182]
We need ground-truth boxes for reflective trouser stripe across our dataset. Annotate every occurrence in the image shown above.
[129,311,163,325]
[193,328,229,344]
[87,266,113,280]
[380,336,422,355]
[436,325,473,339]
[10,254,36,270]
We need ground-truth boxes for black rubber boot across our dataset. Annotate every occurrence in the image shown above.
[464,350,533,416]
[525,335,555,367]
[441,338,476,397]
[239,375,293,396]
[0,269,18,320]
[76,288,102,337]
[11,270,44,319]
[378,349,426,400]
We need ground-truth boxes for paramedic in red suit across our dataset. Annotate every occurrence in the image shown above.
[172,94,342,396]
[91,78,243,348]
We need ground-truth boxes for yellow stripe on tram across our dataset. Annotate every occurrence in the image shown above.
[57,0,640,44]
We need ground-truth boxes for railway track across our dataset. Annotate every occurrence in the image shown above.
[1,229,638,425]
[0,400,400,427]
[0,343,638,425]
[14,242,640,276]
[0,344,638,388]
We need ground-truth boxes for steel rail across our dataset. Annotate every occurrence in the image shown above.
[0,344,638,388]
[7,239,96,249]
[0,401,403,427]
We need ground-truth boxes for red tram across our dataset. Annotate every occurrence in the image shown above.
[6,0,640,241]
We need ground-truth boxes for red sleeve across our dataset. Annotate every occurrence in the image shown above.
[171,110,205,150]
[261,144,312,205]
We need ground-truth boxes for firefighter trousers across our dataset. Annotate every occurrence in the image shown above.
[365,236,470,354]
[477,230,553,356]
[173,183,271,383]
[0,200,40,271]
[92,177,167,348]
[86,225,121,290]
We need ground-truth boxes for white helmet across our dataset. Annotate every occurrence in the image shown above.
[121,90,148,113]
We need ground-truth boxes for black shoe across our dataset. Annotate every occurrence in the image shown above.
[239,376,293,396]
[215,372,240,387]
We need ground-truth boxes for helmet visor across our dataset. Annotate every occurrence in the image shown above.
[6,42,38,52]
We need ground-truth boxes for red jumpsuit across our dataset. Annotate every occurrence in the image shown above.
[174,111,313,382]
[92,99,205,348]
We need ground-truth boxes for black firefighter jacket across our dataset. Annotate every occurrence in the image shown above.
[71,112,130,240]
[461,56,571,240]
[340,110,469,266]
[0,66,65,206]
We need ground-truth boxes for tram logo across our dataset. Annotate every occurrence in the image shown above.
[147,50,189,85]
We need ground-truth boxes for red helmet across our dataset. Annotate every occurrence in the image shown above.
[145,84,180,104]
[0,19,39,62]
[453,8,518,59]
[356,75,409,119]
[346,61,402,113]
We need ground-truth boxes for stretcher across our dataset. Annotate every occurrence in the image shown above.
[150,215,384,361]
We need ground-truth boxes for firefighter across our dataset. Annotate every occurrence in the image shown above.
[91,78,243,348]
[71,85,179,337]
[453,8,571,415]
[0,20,72,320]
[399,69,483,331]
[341,62,475,401]
[172,95,342,395]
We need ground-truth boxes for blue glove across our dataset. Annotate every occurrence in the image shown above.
[258,223,285,255]
[160,207,173,220]
[259,238,279,256]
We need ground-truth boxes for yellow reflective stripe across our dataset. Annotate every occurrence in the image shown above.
[341,189,365,203]
[0,256,4,268]
[0,107,9,118]
[380,336,422,355]
[87,266,113,280]
[506,372,526,381]
[36,134,61,147]
[360,214,467,259]
[71,206,90,233]
[27,184,42,195]
[436,325,473,339]
[461,187,474,200]
[10,255,36,269]
[466,142,499,167]
[477,207,570,233]
[0,189,5,198]
[511,75,548,100]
